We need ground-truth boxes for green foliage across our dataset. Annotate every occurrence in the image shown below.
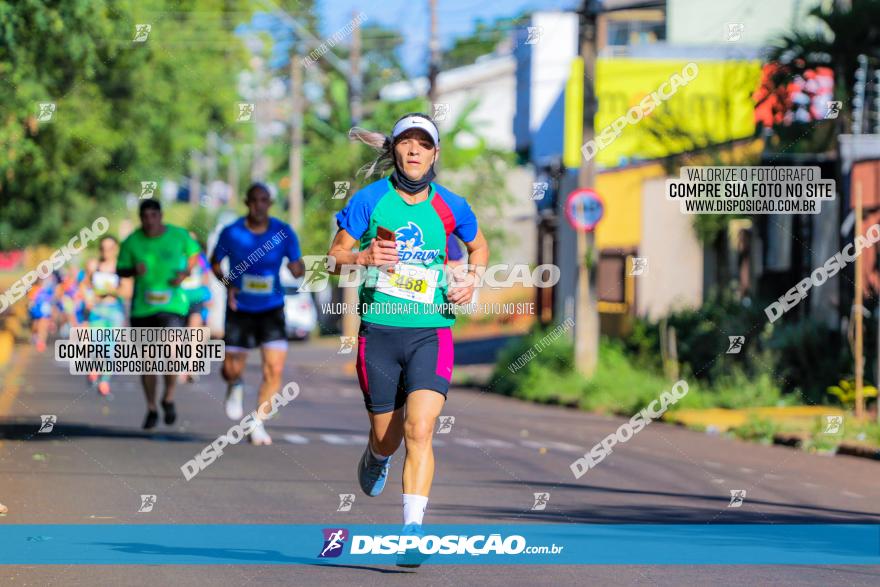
[729,416,778,444]
[491,329,671,414]
[0,0,247,249]
[443,14,527,70]
[624,289,848,406]
[826,379,878,410]
[187,206,218,250]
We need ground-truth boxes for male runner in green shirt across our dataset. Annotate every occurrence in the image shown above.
[118,199,201,429]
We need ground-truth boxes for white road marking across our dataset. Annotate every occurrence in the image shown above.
[841,490,864,499]
[520,439,583,453]
[283,434,310,444]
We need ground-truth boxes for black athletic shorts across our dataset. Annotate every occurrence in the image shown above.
[224,306,287,350]
[130,312,186,328]
[355,321,454,414]
[187,301,206,318]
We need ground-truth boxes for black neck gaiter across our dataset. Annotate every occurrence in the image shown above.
[390,161,436,196]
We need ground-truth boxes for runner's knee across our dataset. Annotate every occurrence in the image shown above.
[403,418,433,447]
[261,361,283,382]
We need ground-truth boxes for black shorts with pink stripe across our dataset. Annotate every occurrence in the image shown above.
[355,321,454,414]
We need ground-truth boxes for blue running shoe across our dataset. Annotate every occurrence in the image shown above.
[396,523,429,568]
[357,444,392,497]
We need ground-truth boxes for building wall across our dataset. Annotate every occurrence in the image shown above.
[637,177,704,320]
[514,11,579,165]
[433,58,518,151]
[381,57,517,151]
[667,0,820,46]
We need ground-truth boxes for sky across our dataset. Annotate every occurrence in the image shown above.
[315,0,577,75]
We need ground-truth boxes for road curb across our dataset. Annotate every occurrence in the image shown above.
[836,442,880,460]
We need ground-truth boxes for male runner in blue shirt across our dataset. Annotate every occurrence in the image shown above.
[211,183,305,445]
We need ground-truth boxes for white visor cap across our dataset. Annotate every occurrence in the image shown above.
[391,115,439,147]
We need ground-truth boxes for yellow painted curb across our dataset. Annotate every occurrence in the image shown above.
[0,346,27,417]
[667,406,846,432]
[0,331,12,367]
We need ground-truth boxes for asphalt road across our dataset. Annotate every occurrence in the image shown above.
[1,338,879,586]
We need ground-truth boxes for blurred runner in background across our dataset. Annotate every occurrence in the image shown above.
[82,236,129,397]
[211,183,304,446]
[180,232,213,383]
[118,199,200,429]
[27,272,58,353]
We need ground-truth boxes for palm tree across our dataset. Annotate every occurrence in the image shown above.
[763,0,880,143]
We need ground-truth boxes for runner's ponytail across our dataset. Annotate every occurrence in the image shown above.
[348,127,394,179]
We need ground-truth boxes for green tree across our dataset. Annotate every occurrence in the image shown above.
[443,15,526,70]
[764,0,880,149]
[0,0,247,249]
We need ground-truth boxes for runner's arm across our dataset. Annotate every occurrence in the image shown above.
[287,259,305,278]
[327,229,397,274]
[447,229,488,304]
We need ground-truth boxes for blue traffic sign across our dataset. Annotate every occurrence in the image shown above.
[565,188,604,232]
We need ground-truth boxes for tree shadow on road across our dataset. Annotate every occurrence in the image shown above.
[431,479,880,524]
[0,419,204,443]
[91,542,408,572]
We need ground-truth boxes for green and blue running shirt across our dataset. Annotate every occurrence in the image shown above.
[335,178,478,328]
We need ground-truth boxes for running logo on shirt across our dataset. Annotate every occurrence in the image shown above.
[396,222,440,264]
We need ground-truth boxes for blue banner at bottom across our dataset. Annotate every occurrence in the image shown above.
[0,524,878,565]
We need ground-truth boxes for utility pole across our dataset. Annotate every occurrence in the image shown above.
[855,181,865,419]
[227,139,238,209]
[189,150,201,207]
[350,9,363,125]
[289,48,304,231]
[428,0,440,106]
[575,0,600,376]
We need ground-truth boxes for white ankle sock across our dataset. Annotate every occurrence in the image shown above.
[402,494,428,526]
[369,443,390,462]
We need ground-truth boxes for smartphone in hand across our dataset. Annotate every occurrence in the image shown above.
[376,226,396,274]
[376,226,396,241]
